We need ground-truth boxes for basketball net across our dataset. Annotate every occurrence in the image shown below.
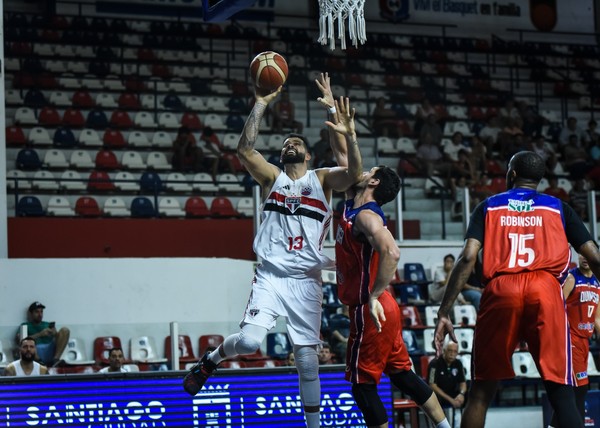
[318,0,366,50]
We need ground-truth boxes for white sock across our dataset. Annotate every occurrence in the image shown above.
[436,419,451,428]
[208,349,224,365]
[305,411,320,428]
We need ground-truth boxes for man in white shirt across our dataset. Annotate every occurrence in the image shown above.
[98,347,129,373]
[4,337,48,376]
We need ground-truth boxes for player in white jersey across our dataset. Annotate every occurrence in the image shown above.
[4,337,48,376]
[184,88,362,428]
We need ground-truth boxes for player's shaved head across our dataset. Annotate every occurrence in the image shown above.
[508,151,545,187]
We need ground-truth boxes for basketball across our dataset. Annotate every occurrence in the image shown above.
[249,51,288,91]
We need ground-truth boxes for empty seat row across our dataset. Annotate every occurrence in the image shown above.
[15,194,253,218]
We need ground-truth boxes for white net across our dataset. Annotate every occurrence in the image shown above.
[317,0,366,51]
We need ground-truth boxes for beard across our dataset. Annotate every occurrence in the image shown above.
[281,152,306,164]
[20,351,34,362]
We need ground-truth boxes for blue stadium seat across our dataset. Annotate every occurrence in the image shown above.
[86,109,109,129]
[225,114,245,132]
[402,330,422,356]
[16,148,42,170]
[140,171,164,192]
[17,196,45,216]
[53,127,77,147]
[404,263,430,286]
[266,332,292,360]
[396,284,425,305]
[130,197,156,218]
[163,93,183,111]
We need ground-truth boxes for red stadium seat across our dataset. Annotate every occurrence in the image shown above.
[210,196,239,218]
[109,110,133,128]
[72,90,95,108]
[62,108,86,128]
[181,112,203,131]
[103,129,127,149]
[75,197,102,217]
[6,126,26,146]
[185,197,211,218]
[401,306,425,329]
[118,92,141,110]
[87,171,116,192]
[420,355,435,379]
[199,334,224,356]
[38,107,61,126]
[93,336,125,365]
[164,335,197,365]
[95,150,120,170]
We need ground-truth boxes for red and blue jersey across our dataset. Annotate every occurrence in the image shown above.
[566,267,600,339]
[335,200,386,307]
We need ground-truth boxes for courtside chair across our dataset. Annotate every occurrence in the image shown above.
[0,340,14,368]
[198,335,224,356]
[511,352,541,378]
[164,335,197,365]
[130,336,168,371]
[60,338,95,365]
[93,336,126,365]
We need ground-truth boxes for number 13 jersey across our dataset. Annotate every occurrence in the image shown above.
[254,170,333,278]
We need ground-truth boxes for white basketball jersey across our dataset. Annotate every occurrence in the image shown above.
[14,360,42,376]
[254,170,333,278]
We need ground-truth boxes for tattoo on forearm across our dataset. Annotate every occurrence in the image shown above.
[239,102,267,151]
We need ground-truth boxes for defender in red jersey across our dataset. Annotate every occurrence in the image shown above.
[550,255,600,427]
[433,151,600,428]
[335,166,451,428]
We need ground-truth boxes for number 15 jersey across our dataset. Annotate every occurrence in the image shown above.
[254,170,333,278]
[467,188,591,284]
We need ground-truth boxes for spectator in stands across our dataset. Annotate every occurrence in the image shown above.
[18,302,69,367]
[499,99,520,124]
[420,113,444,147]
[414,97,437,134]
[415,133,447,177]
[311,128,330,168]
[478,116,502,152]
[563,134,590,180]
[3,337,48,376]
[286,351,296,367]
[272,90,303,134]
[172,126,204,172]
[470,173,494,205]
[543,176,570,202]
[198,126,236,180]
[318,343,334,365]
[517,99,542,136]
[317,147,338,168]
[429,255,467,305]
[98,347,129,373]
[443,132,470,164]
[427,341,467,421]
[529,134,557,174]
[585,119,600,147]
[500,129,527,163]
[329,304,350,361]
[559,117,588,147]
[372,97,402,138]
[468,135,487,175]
[569,179,589,221]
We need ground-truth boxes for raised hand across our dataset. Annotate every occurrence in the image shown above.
[315,72,335,110]
[325,97,356,138]
[255,85,282,105]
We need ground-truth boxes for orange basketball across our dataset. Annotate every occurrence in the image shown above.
[249,51,288,91]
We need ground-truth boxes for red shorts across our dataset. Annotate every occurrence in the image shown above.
[346,291,411,384]
[473,270,573,385]
[571,335,590,386]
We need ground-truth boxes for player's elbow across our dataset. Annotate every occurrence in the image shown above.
[386,246,401,265]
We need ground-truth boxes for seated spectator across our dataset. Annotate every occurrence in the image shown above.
[429,254,467,305]
[311,128,330,167]
[98,347,129,373]
[285,351,295,367]
[172,126,205,172]
[563,134,590,180]
[499,99,520,124]
[329,305,350,361]
[318,343,334,365]
[414,134,448,177]
[529,133,557,173]
[478,116,502,152]
[198,126,236,180]
[569,179,589,221]
[452,149,476,180]
[414,97,437,134]
[372,97,402,138]
[585,119,600,147]
[468,135,487,173]
[443,132,471,164]
[420,113,443,147]
[427,342,467,425]
[559,117,588,148]
[470,172,494,204]
[543,176,570,202]
[517,99,542,136]
[3,337,48,376]
[18,302,69,367]
[272,91,303,134]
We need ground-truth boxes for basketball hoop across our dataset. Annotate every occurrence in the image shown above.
[318,0,366,50]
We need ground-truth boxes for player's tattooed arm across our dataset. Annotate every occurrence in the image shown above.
[237,86,283,188]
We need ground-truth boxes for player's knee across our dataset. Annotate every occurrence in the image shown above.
[352,383,387,426]
[295,345,319,381]
[389,370,434,406]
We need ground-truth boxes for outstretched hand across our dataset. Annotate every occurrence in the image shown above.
[255,85,282,105]
[434,315,457,357]
[315,72,335,110]
[325,97,356,138]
